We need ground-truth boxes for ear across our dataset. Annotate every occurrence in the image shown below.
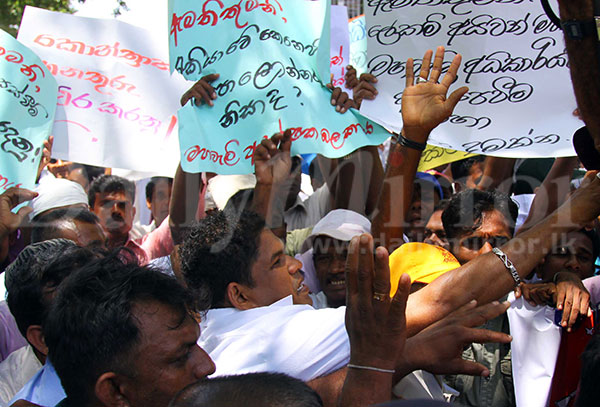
[226,282,256,311]
[146,199,152,210]
[132,206,136,219]
[26,325,47,356]
[95,372,131,407]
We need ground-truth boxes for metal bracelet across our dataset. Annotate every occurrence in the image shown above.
[492,247,521,287]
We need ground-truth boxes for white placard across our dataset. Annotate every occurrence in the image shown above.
[360,2,580,157]
[330,5,352,95]
[18,6,189,174]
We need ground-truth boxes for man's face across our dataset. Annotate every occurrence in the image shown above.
[245,229,311,307]
[92,191,135,239]
[313,236,348,307]
[407,183,439,242]
[450,209,512,265]
[424,209,449,250]
[538,231,595,281]
[123,301,216,407]
[148,180,172,227]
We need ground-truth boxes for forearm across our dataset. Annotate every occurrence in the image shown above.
[338,369,393,407]
[372,130,426,252]
[252,183,286,238]
[518,156,578,235]
[558,0,600,141]
[308,368,347,407]
[169,164,203,245]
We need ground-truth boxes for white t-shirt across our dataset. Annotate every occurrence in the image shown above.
[198,296,349,381]
[0,345,42,406]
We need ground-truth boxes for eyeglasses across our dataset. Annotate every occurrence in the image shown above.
[460,235,510,251]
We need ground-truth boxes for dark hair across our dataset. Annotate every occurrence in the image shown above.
[44,252,197,406]
[145,176,173,202]
[442,189,518,239]
[179,210,265,308]
[169,373,323,407]
[88,174,136,208]
[31,208,100,244]
[5,239,86,337]
[433,198,451,213]
[450,156,485,182]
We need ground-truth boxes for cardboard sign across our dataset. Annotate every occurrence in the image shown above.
[360,2,579,158]
[0,29,57,190]
[18,6,188,174]
[169,0,390,174]
[349,15,367,76]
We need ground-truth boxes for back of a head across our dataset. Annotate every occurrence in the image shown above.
[179,210,265,308]
[44,252,195,406]
[5,239,78,337]
[88,174,136,207]
[170,373,323,407]
[31,207,101,244]
[441,189,518,240]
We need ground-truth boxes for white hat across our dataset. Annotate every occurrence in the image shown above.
[301,209,371,253]
[30,177,89,219]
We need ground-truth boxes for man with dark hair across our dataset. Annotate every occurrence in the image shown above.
[145,177,173,229]
[88,174,173,264]
[180,210,312,311]
[441,189,519,407]
[42,253,215,407]
[442,189,518,265]
[1,239,83,405]
[169,373,323,407]
[30,208,105,248]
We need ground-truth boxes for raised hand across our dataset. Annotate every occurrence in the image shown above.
[254,128,292,186]
[400,300,512,377]
[0,187,38,240]
[557,170,600,227]
[353,73,378,109]
[402,46,469,141]
[180,73,220,107]
[345,233,411,371]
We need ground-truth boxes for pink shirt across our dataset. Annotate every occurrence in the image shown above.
[125,216,174,265]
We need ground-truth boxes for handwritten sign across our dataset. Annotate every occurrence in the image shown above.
[0,29,57,191]
[18,6,188,175]
[330,5,351,94]
[417,144,476,172]
[360,1,579,158]
[348,15,367,76]
[169,0,389,174]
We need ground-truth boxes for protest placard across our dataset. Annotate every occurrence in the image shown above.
[0,29,57,191]
[169,0,390,174]
[18,6,188,175]
[330,5,351,95]
[417,144,476,172]
[348,15,367,76]
[360,1,579,158]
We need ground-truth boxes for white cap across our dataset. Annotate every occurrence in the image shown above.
[30,177,89,219]
[301,209,371,252]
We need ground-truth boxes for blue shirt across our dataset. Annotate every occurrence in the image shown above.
[9,360,65,407]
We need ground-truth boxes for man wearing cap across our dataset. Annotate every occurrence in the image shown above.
[297,209,371,309]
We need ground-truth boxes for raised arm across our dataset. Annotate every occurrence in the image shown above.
[406,171,600,336]
[372,46,468,252]
[556,0,600,151]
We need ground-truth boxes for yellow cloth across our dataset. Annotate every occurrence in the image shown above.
[389,242,460,297]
